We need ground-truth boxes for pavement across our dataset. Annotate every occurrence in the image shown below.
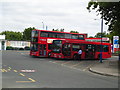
[89,56,119,77]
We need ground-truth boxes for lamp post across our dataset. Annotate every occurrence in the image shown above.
[46,26,48,30]
[42,22,44,30]
[94,14,103,63]
[100,16,103,63]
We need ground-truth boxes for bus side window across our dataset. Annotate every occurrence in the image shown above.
[48,44,53,50]
[65,34,71,39]
[103,45,108,52]
[96,45,101,52]
[57,33,64,38]
[71,34,79,39]
[62,44,71,56]
[49,32,57,38]
[78,35,84,40]
[72,44,80,51]
[40,31,48,37]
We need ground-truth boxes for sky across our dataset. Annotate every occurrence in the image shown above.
[0,0,109,37]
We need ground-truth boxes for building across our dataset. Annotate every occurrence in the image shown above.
[0,35,6,50]
[6,40,30,48]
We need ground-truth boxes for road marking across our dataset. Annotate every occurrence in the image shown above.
[16,81,33,83]
[28,78,36,82]
[20,70,35,72]
[53,61,63,63]
[49,61,53,62]
[61,61,72,65]
[7,69,11,71]
[9,67,11,69]
[13,70,18,72]
[0,69,3,72]
[39,59,46,60]
[19,73,25,76]
[70,62,83,67]
[21,53,29,55]
[3,69,7,72]
[21,53,24,55]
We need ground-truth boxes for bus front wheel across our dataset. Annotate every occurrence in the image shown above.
[48,52,51,57]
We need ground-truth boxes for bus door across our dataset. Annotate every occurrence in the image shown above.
[62,43,71,58]
[39,44,46,56]
[85,44,95,59]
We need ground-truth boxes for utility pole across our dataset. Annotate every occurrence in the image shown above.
[46,26,48,30]
[100,13,103,63]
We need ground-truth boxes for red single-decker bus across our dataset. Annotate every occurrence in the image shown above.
[51,40,111,59]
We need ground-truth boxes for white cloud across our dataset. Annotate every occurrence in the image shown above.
[0,0,108,37]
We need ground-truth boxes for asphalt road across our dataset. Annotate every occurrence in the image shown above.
[1,51,118,88]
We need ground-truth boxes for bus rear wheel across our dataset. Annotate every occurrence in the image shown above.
[98,54,100,60]
[73,54,78,60]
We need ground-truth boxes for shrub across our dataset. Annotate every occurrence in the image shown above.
[6,46,14,50]
[14,47,19,50]
[19,48,24,50]
[24,46,30,50]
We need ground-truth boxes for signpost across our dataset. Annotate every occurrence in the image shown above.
[113,36,119,53]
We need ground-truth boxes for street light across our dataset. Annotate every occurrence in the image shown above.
[42,22,44,30]
[100,15,103,63]
[94,15,103,63]
[46,26,48,30]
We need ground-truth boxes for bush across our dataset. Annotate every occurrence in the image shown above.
[6,46,14,50]
[14,47,19,50]
[24,46,30,50]
[19,48,24,50]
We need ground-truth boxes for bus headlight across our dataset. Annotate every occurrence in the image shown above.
[58,55,61,58]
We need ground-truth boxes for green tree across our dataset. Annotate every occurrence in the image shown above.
[89,36,94,38]
[70,31,79,33]
[60,29,64,32]
[52,28,64,32]
[87,2,120,38]
[23,27,35,41]
[94,31,107,38]
[0,31,22,40]
[52,29,59,31]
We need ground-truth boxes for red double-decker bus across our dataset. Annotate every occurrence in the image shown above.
[51,40,111,59]
[30,29,87,57]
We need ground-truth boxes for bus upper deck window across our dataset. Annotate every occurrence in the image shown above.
[57,33,64,38]
[65,34,71,39]
[79,35,84,40]
[71,34,78,39]
[32,31,38,37]
[49,32,57,38]
[41,31,48,37]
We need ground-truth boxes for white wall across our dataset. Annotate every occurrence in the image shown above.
[8,41,30,48]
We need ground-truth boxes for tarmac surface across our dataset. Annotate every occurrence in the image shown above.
[1,50,119,88]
